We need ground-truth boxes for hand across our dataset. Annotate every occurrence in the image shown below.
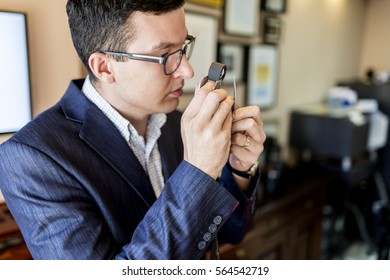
[229,106,266,172]
[181,80,234,179]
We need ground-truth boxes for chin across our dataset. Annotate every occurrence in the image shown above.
[158,98,180,113]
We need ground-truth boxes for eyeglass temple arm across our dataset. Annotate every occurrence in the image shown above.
[100,51,164,64]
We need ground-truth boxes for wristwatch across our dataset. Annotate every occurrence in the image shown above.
[227,161,259,179]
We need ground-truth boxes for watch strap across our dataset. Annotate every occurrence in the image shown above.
[227,161,258,179]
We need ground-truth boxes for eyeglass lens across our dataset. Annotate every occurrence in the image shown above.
[164,38,194,75]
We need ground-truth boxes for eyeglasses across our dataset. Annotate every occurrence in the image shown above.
[100,35,195,75]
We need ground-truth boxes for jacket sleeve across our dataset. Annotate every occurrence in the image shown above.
[115,161,239,259]
[216,165,260,244]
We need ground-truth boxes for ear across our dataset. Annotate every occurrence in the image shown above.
[88,52,115,83]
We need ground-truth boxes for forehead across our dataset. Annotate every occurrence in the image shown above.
[129,8,187,52]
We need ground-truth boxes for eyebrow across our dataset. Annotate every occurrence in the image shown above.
[150,41,177,52]
[150,33,189,53]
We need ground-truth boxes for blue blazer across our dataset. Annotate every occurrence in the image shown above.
[0,79,258,259]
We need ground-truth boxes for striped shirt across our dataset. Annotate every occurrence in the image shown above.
[82,76,167,198]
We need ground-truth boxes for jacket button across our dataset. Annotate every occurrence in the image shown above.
[198,241,207,250]
[213,215,222,225]
[208,224,217,233]
[203,232,212,242]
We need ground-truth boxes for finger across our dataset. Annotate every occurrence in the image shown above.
[231,133,262,152]
[196,89,229,124]
[183,80,217,119]
[233,106,262,125]
[199,79,217,94]
[230,145,259,167]
[209,95,234,128]
[221,107,233,132]
[231,118,263,141]
[231,132,248,147]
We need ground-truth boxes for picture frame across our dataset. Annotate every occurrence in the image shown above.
[218,44,245,83]
[247,45,278,108]
[184,12,218,92]
[187,0,225,9]
[263,16,283,45]
[261,0,287,14]
[224,0,260,37]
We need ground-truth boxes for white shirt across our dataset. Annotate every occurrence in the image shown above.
[82,76,167,198]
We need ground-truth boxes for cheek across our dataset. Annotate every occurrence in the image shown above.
[127,62,166,84]
[128,70,170,101]
[114,62,172,103]
[135,72,169,97]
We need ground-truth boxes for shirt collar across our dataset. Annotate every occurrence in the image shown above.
[81,76,166,142]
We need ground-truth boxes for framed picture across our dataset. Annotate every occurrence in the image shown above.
[261,0,287,14]
[187,0,225,8]
[247,45,278,108]
[218,44,245,83]
[263,16,283,45]
[224,0,260,37]
[184,12,218,92]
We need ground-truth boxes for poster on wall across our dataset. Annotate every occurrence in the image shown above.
[0,11,32,134]
[247,45,278,108]
[184,12,218,92]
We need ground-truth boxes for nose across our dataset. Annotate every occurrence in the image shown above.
[173,55,194,79]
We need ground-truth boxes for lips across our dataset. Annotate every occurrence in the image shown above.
[170,86,183,97]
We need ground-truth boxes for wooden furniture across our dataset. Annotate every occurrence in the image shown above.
[219,172,329,260]
[0,203,32,259]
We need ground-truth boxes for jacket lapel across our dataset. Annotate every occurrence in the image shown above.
[61,80,157,207]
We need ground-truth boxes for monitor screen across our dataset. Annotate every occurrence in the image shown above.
[0,11,31,134]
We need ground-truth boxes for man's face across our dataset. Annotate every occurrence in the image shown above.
[106,8,194,120]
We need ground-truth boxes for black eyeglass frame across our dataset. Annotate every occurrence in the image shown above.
[100,35,195,75]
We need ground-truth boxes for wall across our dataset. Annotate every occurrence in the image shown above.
[359,0,390,75]
[262,0,367,159]
[0,0,83,143]
[0,0,388,160]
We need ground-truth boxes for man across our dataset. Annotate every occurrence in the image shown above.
[0,0,265,259]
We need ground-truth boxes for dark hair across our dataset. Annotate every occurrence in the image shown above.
[66,0,185,79]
